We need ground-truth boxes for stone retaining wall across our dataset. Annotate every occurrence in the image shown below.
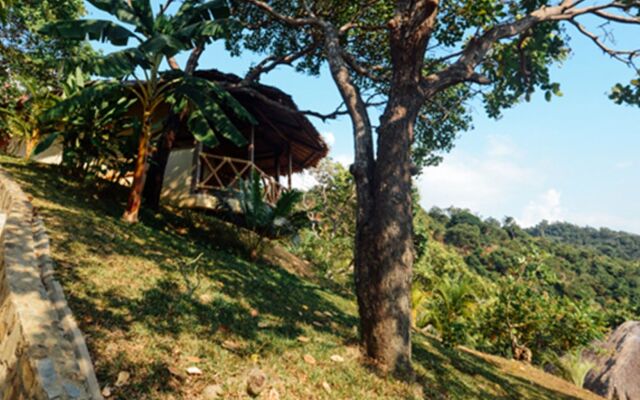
[0,170,102,399]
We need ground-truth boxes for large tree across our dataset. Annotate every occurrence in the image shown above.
[233,0,640,374]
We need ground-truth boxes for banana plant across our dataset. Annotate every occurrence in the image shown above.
[40,0,255,223]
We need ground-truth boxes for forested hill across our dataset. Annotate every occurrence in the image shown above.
[420,207,640,328]
[527,221,640,261]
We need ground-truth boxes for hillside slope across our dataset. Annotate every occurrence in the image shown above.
[0,156,603,400]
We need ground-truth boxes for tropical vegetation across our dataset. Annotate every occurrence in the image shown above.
[1,0,640,397]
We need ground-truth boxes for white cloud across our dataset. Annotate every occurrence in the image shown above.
[322,132,336,147]
[291,171,318,191]
[518,189,563,227]
[334,154,353,168]
[417,135,539,214]
[486,134,519,158]
[614,160,633,169]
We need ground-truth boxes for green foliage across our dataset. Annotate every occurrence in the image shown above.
[408,206,614,365]
[610,77,640,107]
[444,223,482,250]
[0,0,89,78]
[289,159,356,285]
[239,170,308,241]
[0,76,59,157]
[38,69,138,178]
[419,275,480,347]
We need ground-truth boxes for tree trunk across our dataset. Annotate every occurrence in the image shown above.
[319,2,437,374]
[143,44,204,209]
[143,112,179,210]
[356,97,417,375]
[123,111,152,223]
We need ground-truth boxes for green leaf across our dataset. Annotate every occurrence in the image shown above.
[41,82,125,122]
[139,34,187,57]
[187,109,219,147]
[128,0,154,34]
[174,82,248,147]
[173,0,230,28]
[183,76,257,125]
[87,0,152,34]
[173,20,227,45]
[40,19,137,46]
[94,48,150,77]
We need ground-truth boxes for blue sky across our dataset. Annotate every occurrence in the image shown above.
[85,2,640,233]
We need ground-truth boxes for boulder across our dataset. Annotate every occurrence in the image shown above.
[585,321,640,400]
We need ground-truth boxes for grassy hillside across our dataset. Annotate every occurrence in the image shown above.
[1,156,603,400]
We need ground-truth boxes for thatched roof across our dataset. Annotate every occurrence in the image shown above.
[176,69,328,176]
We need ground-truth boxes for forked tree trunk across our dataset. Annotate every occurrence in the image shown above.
[123,111,152,223]
[321,2,436,374]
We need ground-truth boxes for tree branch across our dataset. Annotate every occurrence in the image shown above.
[421,1,640,96]
[166,56,181,71]
[242,42,319,84]
[301,99,385,122]
[570,19,639,64]
[159,0,175,16]
[243,0,321,27]
[186,42,205,74]
[341,49,388,82]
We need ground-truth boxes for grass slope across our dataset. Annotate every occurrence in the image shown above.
[1,156,603,400]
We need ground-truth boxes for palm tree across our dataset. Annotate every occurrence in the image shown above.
[41,0,255,223]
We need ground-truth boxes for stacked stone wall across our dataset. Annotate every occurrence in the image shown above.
[0,170,101,399]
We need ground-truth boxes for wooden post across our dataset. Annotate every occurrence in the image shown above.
[288,147,293,190]
[275,151,281,184]
[249,126,255,169]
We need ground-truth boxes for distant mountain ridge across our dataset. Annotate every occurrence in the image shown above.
[527,221,640,261]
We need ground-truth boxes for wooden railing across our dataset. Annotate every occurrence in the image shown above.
[197,153,284,204]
